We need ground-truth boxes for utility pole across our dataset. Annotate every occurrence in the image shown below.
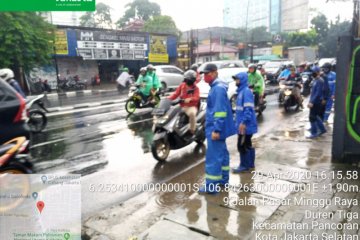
[50,12,60,91]
[190,29,194,66]
[209,29,212,61]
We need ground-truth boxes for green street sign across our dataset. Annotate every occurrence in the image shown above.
[0,0,95,11]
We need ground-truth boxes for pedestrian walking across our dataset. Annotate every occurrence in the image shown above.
[307,66,327,139]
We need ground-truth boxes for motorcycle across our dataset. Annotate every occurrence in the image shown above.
[300,72,312,96]
[26,94,49,133]
[151,98,206,161]
[125,84,161,114]
[249,85,267,116]
[0,136,33,174]
[282,81,302,112]
[58,75,87,91]
[230,91,266,116]
[278,80,287,104]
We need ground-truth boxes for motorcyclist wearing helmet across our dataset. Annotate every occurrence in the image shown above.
[321,62,336,122]
[146,64,161,92]
[190,63,201,84]
[277,63,292,81]
[285,65,303,109]
[298,62,307,74]
[257,64,266,78]
[0,68,26,98]
[247,64,265,109]
[136,67,154,104]
[168,70,200,135]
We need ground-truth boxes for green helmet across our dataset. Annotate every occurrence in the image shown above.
[122,67,129,72]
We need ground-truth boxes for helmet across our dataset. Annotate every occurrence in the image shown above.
[257,64,262,69]
[146,64,155,70]
[311,66,321,73]
[321,62,332,73]
[0,68,14,82]
[140,67,147,72]
[248,64,256,69]
[287,64,294,69]
[299,61,307,67]
[122,67,129,72]
[183,70,197,85]
[190,64,198,72]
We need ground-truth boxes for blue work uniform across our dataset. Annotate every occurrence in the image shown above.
[205,79,236,187]
[323,71,336,121]
[309,76,326,136]
[233,72,257,172]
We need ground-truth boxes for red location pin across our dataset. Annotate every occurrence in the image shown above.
[37,201,45,214]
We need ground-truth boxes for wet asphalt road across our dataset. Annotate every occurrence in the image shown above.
[29,90,302,217]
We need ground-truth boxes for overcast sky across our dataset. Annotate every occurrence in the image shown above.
[51,0,354,31]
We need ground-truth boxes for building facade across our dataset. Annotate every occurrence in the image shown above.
[223,0,309,33]
[281,0,309,32]
[26,26,178,91]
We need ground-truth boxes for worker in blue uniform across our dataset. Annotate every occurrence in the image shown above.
[321,62,336,122]
[199,63,236,194]
[232,72,258,173]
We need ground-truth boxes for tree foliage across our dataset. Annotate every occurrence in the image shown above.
[117,0,161,28]
[287,29,317,47]
[80,3,112,28]
[311,14,351,57]
[0,12,54,72]
[249,26,272,43]
[320,19,351,57]
[311,14,329,43]
[143,15,180,36]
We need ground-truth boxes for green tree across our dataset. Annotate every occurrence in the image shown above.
[287,29,317,47]
[117,0,161,28]
[321,20,351,57]
[311,14,329,45]
[249,26,272,43]
[0,12,54,84]
[310,14,351,57]
[143,15,180,36]
[80,3,112,28]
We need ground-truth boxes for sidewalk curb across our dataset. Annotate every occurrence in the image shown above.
[47,99,126,113]
[46,87,279,113]
[41,89,118,98]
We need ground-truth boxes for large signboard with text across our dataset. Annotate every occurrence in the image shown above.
[149,35,169,63]
[55,30,69,55]
[76,30,147,60]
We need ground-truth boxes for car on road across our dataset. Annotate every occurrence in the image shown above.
[153,65,184,91]
[0,79,29,144]
[198,60,247,73]
[197,67,247,108]
[263,60,294,83]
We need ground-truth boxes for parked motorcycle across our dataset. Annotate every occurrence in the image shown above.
[58,75,87,91]
[0,136,33,174]
[151,98,206,161]
[26,94,49,133]
[300,72,312,96]
[125,84,161,114]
